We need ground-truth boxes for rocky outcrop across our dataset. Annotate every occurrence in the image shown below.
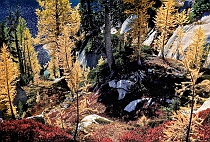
[194,98,210,114]
[109,80,134,100]
[108,71,145,100]
[99,58,186,119]
[78,49,101,69]
[163,14,210,68]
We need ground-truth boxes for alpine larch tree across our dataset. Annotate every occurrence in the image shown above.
[123,0,154,65]
[154,0,176,60]
[1,9,40,85]
[172,26,208,141]
[36,0,79,78]
[182,27,207,141]
[0,43,19,119]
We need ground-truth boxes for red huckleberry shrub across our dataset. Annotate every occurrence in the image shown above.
[0,119,73,142]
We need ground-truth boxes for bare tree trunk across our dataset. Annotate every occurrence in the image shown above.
[104,4,115,74]
[74,91,79,141]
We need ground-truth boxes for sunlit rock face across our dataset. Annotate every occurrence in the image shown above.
[78,114,112,131]
[160,0,186,7]
[163,14,210,68]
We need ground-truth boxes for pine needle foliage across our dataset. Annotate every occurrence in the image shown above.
[154,0,177,60]
[0,43,19,119]
[123,0,154,65]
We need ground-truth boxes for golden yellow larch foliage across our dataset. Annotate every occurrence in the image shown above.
[97,56,105,66]
[48,44,60,78]
[36,0,80,78]
[23,28,41,78]
[172,10,189,59]
[176,10,189,26]
[174,26,208,141]
[124,0,154,64]
[154,0,177,59]
[184,27,206,71]
[0,43,19,119]
[65,59,82,95]
[163,111,203,142]
[173,26,185,60]
[36,0,74,43]
[58,26,74,72]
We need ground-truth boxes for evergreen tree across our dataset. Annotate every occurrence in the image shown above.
[3,11,36,85]
[80,0,125,75]
[3,10,26,83]
[0,43,18,119]
[104,1,115,74]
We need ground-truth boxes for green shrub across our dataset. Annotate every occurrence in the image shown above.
[192,0,210,19]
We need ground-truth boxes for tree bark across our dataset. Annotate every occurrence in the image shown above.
[15,31,25,83]
[104,4,115,74]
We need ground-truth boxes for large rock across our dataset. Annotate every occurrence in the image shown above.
[109,71,145,100]
[163,14,210,68]
[78,49,101,69]
[194,98,210,113]
[143,30,157,47]
[78,114,112,131]
[120,15,137,34]
[109,80,134,100]
[124,98,152,112]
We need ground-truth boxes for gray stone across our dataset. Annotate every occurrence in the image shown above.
[124,98,151,112]
[78,114,112,131]
[78,49,101,69]
[108,80,117,88]
[194,98,210,113]
[116,80,134,100]
[143,30,157,47]
[109,71,145,100]
[163,15,210,69]
[120,15,137,34]
[26,114,45,124]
